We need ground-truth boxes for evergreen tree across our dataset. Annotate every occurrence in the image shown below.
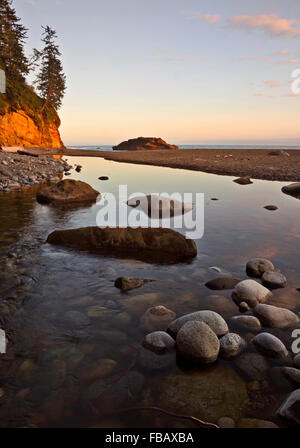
[36,26,66,113]
[0,0,29,79]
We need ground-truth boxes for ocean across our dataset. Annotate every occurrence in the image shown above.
[68,144,300,151]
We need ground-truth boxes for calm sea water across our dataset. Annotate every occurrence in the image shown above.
[68,145,300,151]
[0,157,299,427]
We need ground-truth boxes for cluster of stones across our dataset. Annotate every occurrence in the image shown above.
[0,152,73,192]
[137,257,300,426]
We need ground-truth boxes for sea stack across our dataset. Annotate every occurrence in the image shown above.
[113,137,178,151]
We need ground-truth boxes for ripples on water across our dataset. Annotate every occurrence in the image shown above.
[0,156,299,427]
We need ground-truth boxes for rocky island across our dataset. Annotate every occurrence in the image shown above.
[113,137,178,151]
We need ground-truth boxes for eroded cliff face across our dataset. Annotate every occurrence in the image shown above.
[0,109,64,149]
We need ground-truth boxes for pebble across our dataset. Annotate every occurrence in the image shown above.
[252,333,288,359]
[168,310,229,338]
[0,152,67,191]
[253,304,300,328]
[176,321,220,364]
[232,279,272,308]
[142,331,176,354]
[262,271,287,289]
[246,258,275,278]
[220,333,247,359]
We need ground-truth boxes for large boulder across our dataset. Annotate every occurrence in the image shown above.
[253,304,300,328]
[46,227,197,264]
[176,321,220,364]
[246,258,275,278]
[232,280,272,308]
[282,183,300,200]
[167,310,229,338]
[277,389,300,424]
[113,137,178,151]
[37,179,99,205]
[252,333,288,359]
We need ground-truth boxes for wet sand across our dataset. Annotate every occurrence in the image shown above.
[23,147,300,182]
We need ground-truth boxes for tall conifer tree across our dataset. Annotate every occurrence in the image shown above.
[36,26,66,113]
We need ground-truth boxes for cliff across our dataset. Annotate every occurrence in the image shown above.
[0,80,64,149]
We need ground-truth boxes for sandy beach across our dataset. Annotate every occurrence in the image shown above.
[22,147,300,182]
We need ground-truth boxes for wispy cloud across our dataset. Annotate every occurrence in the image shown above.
[228,14,300,38]
[277,58,300,64]
[182,11,220,24]
[275,49,290,55]
[264,80,280,88]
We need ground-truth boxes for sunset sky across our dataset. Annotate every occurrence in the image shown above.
[15,0,300,145]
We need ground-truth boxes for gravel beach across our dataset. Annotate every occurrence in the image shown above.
[0,152,71,192]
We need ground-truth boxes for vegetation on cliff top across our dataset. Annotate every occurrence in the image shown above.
[0,0,65,128]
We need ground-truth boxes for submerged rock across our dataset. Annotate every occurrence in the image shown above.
[142,331,176,354]
[138,346,175,371]
[232,279,272,308]
[252,333,288,359]
[236,418,278,428]
[282,183,300,200]
[230,315,262,332]
[235,352,268,380]
[246,258,275,278]
[88,371,145,415]
[280,367,300,385]
[46,227,197,264]
[217,417,235,428]
[277,389,300,424]
[168,310,229,338]
[176,321,220,364]
[205,277,241,290]
[114,277,151,292]
[143,366,248,423]
[113,137,178,151]
[262,271,287,289]
[37,179,99,205]
[140,306,176,332]
[267,287,300,310]
[121,292,164,317]
[253,304,300,328]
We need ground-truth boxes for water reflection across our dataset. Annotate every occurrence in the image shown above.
[0,156,299,427]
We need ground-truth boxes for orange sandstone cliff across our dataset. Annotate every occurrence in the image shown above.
[0,79,65,149]
[0,109,64,148]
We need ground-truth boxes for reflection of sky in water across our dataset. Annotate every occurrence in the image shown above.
[0,156,300,427]
[60,156,300,285]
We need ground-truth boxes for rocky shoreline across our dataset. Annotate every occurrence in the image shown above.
[15,147,300,183]
[0,152,72,192]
